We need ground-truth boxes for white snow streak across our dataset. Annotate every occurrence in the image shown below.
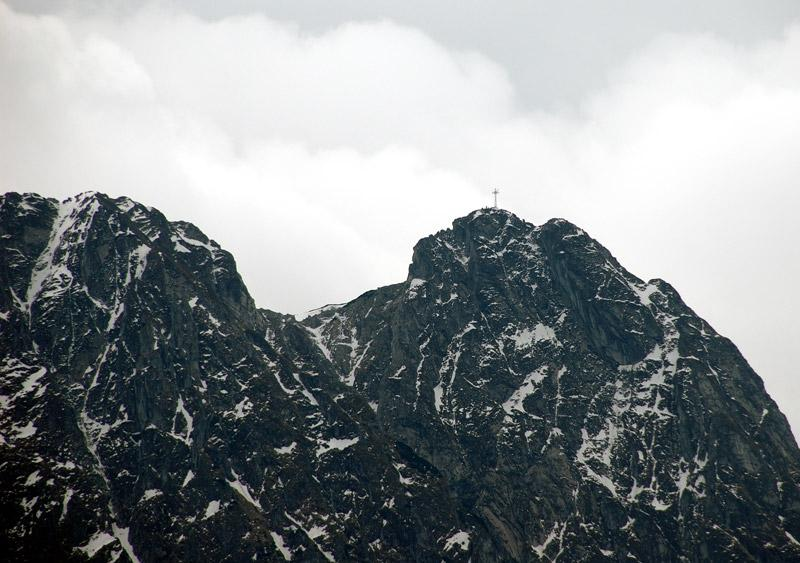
[443,531,470,552]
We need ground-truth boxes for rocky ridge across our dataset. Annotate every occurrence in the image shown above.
[1,191,799,562]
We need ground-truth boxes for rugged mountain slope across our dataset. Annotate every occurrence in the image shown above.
[0,192,465,562]
[1,191,799,562]
[306,210,800,560]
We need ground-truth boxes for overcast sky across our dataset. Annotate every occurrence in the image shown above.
[2,1,799,434]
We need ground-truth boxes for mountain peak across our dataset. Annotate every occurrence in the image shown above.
[455,206,527,231]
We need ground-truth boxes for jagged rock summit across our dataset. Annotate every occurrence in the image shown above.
[2,191,799,562]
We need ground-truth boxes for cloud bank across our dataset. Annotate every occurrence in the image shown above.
[1,2,799,433]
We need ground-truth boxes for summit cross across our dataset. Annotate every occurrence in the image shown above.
[492,188,499,209]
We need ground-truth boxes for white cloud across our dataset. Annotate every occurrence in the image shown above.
[1,2,799,434]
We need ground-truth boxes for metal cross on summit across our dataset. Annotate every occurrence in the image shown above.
[492,188,499,209]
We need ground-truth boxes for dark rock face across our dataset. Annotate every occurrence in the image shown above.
[1,192,799,562]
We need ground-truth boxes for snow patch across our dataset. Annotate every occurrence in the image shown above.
[77,531,116,558]
[271,531,293,561]
[18,368,47,397]
[132,244,150,279]
[316,437,359,457]
[443,531,470,552]
[511,323,560,348]
[433,383,444,413]
[112,523,141,563]
[182,470,194,488]
[141,489,162,502]
[532,522,566,559]
[59,488,73,522]
[305,321,333,362]
[407,277,426,299]
[22,196,98,318]
[24,470,41,486]
[106,302,125,331]
[170,396,194,446]
[284,512,335,562]
[294,303,344,322]
[227,469,262,510]
[227,397,253,419]
[12,421,37,440]
[203,500,221,520]
[630,282,660,306]
[275,442,297,455]
[502,366,548,419]
[389,366,406,380]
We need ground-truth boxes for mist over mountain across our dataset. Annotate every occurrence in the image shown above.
[1,191,799,562]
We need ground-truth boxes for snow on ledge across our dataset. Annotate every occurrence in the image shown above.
[316,437,359,458]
